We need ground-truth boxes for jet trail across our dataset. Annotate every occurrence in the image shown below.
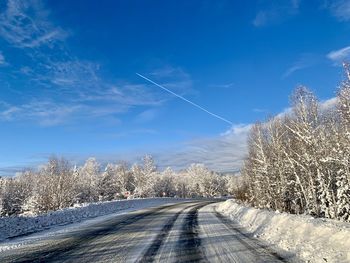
[136,73,233,125]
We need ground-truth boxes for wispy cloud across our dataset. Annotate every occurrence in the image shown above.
[149,66,189,79]
[154,124,251,172]
[325,0,350,21]
[283,53,319,78]
[253,11,275,27]
[0,156,46,176]
[0,84,167,126]
[320,97,337,111]
[283,64,305,78]
[0,51,6,65]
[0,66,191,126]
[0,165,27,176]
[0,100,82,126]
[48,60,100,89]
[209,82,235,89]
[253,108,268,113]
[135,109,159,123]
[0,0,193,126]
[275,96,337,120]
[111,129,158,139]
[0,0,67,48]
[148,65,193,96]
[18,123,251,173]
[327,46,350,64]
[253,0,300,27]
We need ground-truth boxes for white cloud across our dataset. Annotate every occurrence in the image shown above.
[221,124,252,136]
[111,129,158,139]
[326,0,350,21]
[154,124,252,172]
[0,0,67,48]
[209,82,235,89]
[60,123,251,173]
[253,108,268,113]
[275,96,338,120]
[0,106,20,120]
[320,97,337,111]
[291,0,301,9]
[0,52,6,65]
[283,53,319,78]
[276,106,292,118]
[327,46,350,64]
[283,63,307,78]
[0,96,148,126]
[0,64,192,126]
[0,100,82,126]
[149,66,189,79]
[147,66,193,97]
[252,0,300,27]
[0,165,27,176]
[253,11,271,27]
[43,60,101,91]
[135,109,158,123]
[0,1,193,126]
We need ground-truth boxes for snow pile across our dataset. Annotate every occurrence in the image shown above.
[0,198,184,241]
[217,199,350,263]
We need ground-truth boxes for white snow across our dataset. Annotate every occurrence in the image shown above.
[0,198,186,246]
[217,199,350,263]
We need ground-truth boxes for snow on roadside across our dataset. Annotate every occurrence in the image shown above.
[217,199,350,263]
[0,198,186,245]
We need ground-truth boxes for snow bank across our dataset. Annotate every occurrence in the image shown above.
[0,198,185,241]
[217,199,350,263]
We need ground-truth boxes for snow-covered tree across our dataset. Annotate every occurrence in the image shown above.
[240,66,350,221]
[97,164,121,201]
[76,158,100,203]
[153,167,176,197]
[115,162,134,197]
[186,163,206,197]
[173,171,190,198]
[185,163,224,197]
[29,157,76,213]
[0,176,28,216]
[131,155,157,197]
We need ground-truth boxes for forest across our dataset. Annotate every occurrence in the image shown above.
[0,155,238,216]
[241,66,350,222]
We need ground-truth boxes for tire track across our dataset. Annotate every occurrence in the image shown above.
[214,211,287,262]
[174,202,213,263]
[4,203,190,263]
[136,207,187,263]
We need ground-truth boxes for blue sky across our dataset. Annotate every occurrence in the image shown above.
[0,0,350,174]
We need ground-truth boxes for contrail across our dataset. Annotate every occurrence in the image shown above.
[136,73,233,125]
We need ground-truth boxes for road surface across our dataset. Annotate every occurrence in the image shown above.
[0,200,292,263]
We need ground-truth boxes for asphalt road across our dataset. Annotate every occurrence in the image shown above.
[1,201,293,263]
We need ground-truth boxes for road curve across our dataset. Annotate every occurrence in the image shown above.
[0,200,292,263]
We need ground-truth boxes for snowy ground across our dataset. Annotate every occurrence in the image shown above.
[217,199,350,263]
[0,200,289,263]
[0,197,187,250]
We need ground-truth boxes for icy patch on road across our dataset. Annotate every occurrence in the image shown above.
[0,198,186,250]
[217,199,350,263]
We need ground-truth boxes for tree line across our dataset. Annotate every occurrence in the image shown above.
[0,155,238,216]
[241,66,350,222]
